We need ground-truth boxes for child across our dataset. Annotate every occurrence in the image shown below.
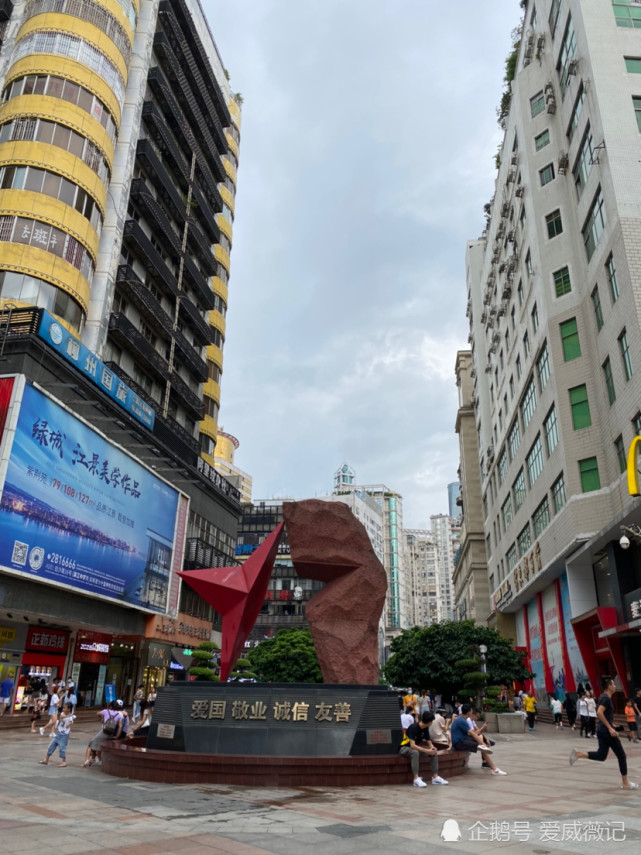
[39,702,75,767]
[30,696,45,733]
[625,698,639,743]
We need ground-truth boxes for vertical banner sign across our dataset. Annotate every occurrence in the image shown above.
[559,572,589,688]
[168,493,189,615]
[527,599,545,701]
[0,384,180,612]
[542,585,565,700]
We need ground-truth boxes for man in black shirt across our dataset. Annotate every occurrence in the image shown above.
[569,676,637,789]
[399,711,448,786]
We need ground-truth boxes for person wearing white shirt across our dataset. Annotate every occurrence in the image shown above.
[586,692,597,738]
[39,702,75,767]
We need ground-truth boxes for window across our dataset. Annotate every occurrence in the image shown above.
[524,332,530,358]
[615,435,627,473]
[554,266,571,297]
[531,303,539,333]
[560,318,581,361]
[506,543,518,571]
[540,163,555,186]
[533,496,551,536]
[572,127,594,197]
[482,493,488,519]
[567,84,585,141]
[536,342,551,391]
[519,206,526,229]
[546,209,563,238]
[518,280,524,305]
[498,449,508,485]
[557,16,577,98]
[591,286,604,331]
[619,329,633,379]
[603,357,616,405]
[531,91,546,117]
[516,355,522,379]
[513,469,527,512]
[518,523,532,558]
[579,457,601,492]
[549,0,562,36]
[486,534,492,559]
[544,406,559,455]
[501,495,513,532]
[634,96,641,132]
[520,378,537,429]
[626,57,641,73]
[535,129,550,150]
[508,419,521,461]
[526,250,533,276]
[606,254,619,302]
[511,306,516,329]
[582,187,607,261]
[510,375,515,399]
[570,384,591,429]
[552,473,567,512]
[614,1,641,28]
[526,435,544,487]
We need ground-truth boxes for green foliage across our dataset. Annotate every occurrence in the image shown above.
[197,641,220,651]
[235,658,252,669]
[247,628,322,683]
[485,685,502,699]
[191,649,216,661]
[383,621,532,703]
[189,641,219,681]
[189,666,219,681]
[496,25,522,128]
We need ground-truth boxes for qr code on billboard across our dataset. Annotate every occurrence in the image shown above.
[12,541,29,566]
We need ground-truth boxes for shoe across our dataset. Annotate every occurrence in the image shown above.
[529,728,534,732]
[622,782,638,789]
[412,778,427,787]
[432,776,448,785]
[94,759,102,766]
[478,745,493,754]
[482,761,491,768]
[569,749,577,766]
[39,727,44,736]
[492,768,507,775]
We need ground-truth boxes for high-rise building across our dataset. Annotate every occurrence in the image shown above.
[0,0,242,707]
[466,0,641,699]
[447,481,461,520]
[430,514,459,622]
[402,529,440,627]
[214,429,252,504]
[453,351,491,624]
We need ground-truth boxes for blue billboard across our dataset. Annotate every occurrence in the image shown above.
[0,383,179,612]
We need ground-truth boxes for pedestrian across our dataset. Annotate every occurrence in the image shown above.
[127,702,152,739]
[579,693,590,737]
[429,709,451,751]
[39,702,75,767]
[40,684,60,737]
[0,672,14,716]
[450,704,507,775]
[115,699,129,738]
[403,687,419,720]
[147,687,157,710]
[133,684,144,722]
[586,691,597,738]
[633,689,641,736]
[523,692,537,731]
[550,696,563,728]
[624,698,639,743]
[512,693,522,712]
[401,705,414,733]
[419,691,431,715]
[570,676,637,789]
[399,711,449,786]
[564,694,577,730]
[82,701,123,767]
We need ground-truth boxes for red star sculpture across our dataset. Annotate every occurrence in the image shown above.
[178,522,284,681]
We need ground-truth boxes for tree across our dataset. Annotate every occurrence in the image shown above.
[188,641,220,681]
[247,628,322,683]
[383,621,531,703]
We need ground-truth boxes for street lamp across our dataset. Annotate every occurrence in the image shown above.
[479,644,488,674]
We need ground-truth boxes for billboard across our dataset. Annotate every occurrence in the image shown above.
[0,382,181,612]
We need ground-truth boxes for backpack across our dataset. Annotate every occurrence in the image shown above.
[103,713,118,736]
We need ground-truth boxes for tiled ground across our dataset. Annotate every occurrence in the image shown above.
[1,720,640,853]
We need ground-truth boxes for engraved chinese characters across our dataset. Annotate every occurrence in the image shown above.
[190,698,352,723]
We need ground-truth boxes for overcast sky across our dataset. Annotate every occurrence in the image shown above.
[203,0,520,528]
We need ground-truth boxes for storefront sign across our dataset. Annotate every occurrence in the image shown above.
[74,631,112,664]
[147,641,170,668]
[493,579,513,610]
[0,382,181,613]
[38,311,155,429]
[26,627,69,653]
[0,627,17,645]
[196,457,240,501]
[147,614,211,645]
[624,587,641,622]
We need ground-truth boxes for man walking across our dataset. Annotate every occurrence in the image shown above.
[399,711,449,786]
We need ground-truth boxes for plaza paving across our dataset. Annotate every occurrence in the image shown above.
[1,720,640,854]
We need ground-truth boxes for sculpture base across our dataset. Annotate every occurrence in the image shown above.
[145,682,402,756]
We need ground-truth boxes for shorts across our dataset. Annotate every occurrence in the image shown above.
[627,721,638,732]
[0,697,10,704]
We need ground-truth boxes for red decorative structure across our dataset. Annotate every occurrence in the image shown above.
[283,499,387,685]
[178,522,284,681]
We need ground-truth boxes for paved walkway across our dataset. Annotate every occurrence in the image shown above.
[1,722,640,854]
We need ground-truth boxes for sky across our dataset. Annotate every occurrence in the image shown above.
[203,0,520,528]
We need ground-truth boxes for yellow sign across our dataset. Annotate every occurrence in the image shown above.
[0,627,17,646]
[627,436,641,496]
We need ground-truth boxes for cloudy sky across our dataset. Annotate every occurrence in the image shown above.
[203,0,520,528]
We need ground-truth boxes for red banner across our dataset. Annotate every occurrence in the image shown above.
[26,627,69,653]
[73,630,112,664]
[0,377,15,441]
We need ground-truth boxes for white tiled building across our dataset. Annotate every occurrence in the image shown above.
[466,0,641,700]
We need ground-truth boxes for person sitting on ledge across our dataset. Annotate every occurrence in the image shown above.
[451,703,507,776]
[399,711,449,786]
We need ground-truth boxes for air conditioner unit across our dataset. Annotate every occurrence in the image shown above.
[506,169,516,183]
[485,364,492,374]
[502,283,512,300]
[497,304,506,317]
[515,185,524,197]
[487,444,495,459]
[480,309,487,324]
[544,81,555,97]
[501,201,510,217]
[537,34,545,50]
[558,151,569,174]
[546,96,556,114]
[470,395,477,406]
[507,229,515,242]
[567,58,579,76]
[511,153,518,166]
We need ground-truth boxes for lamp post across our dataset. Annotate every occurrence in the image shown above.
[479,644,487,674]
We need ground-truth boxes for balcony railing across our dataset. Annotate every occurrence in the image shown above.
[122,219,180,299]
[130,179,181,255]
[184,537,238,569]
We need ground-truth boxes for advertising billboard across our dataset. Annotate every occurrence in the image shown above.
[527,598,545,701]
[542,584,565,700]
[0,382,181,612]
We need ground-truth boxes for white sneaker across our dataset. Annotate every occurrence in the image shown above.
[412,777,427,787]
[94,759,102,766]
[432,776,449,785]
[492,768,507,775]
[39,727,44,736]
[478,745,493,754]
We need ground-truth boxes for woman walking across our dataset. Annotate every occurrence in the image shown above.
[570,677,637,789]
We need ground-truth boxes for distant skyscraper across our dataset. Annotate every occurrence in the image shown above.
[430,514,459,622]
[334,463,355,491]
[402,529,440,626]
[214,430,252,503]
[447,481,461,519]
